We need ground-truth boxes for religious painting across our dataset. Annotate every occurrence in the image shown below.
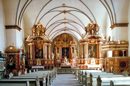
[88,44,97,58]
[62,48,69,58]
[35,44,43,58]
[6,55,15,69]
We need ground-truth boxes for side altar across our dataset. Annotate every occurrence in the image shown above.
[77,21,105,69]
[26,22,54,69]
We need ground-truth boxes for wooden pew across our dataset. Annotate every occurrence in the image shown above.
[97,76,130,86]
[76,69,126,86]
[0,67,57,86]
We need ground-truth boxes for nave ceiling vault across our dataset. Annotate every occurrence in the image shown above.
[3,0,129,40]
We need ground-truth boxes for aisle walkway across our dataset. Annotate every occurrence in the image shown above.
[52,74,82,86]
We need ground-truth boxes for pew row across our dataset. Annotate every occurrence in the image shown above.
[0,68,57,86]
[75,69,130,86]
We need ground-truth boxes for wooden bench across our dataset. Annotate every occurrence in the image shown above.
[76,69,130,86]
[0,67,57,86]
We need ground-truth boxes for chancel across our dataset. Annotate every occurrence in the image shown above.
[0,0,130,86]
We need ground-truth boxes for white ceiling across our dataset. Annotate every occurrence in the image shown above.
[2,0,130,40]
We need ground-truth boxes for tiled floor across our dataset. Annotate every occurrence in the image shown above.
[52,74,82,86]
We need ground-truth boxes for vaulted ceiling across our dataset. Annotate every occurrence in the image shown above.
[2,0,129,40]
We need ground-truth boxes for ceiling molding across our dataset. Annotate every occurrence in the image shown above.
[104,0,114,25]
[5,25,21,31]
[110,23,129,30]
[51,31,79,40]
[18,0,29,25]
[45,11,85,27]
[34,0,52,24]
[38,5,92,23]
[79,0,97,23]
[99,0,112,25]
[15,0,21,25]
[49,27,82,37]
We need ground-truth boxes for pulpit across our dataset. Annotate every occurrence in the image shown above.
[5,44,26,76]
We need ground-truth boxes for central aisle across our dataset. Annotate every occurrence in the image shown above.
[52,74,82,86]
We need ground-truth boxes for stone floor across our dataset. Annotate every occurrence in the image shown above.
[52,74,82,86]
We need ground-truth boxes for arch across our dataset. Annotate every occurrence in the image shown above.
[35,5,93,24]
[46,22,84,36]
[18,0,33,26]
[44,10,85,27]
[46,20,84,30]
[79,0,97,23]
[48,27,82,37]
[50,31,80,40]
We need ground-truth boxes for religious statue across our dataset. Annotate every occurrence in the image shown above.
[51,53,54,59]
[22,55,25,65]
[56,53,59,59]
[72,53,74,58]
[63,56,69,63]
[61,56,71,68]
[108,36,111,42]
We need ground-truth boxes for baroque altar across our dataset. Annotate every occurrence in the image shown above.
[53,34,77,68]
[77,21,105,69]
[26,22,54,69]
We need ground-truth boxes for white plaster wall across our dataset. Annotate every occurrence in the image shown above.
[16,30,23,49]
[16,18,25,49]
[6,28,24,49]
[112,27,128,41]
[111,0,129,41]
[0,0,6,53]
[105,14,112,41]
[2,0,18,25]
[113,0,129,23]
[6,29,16,47]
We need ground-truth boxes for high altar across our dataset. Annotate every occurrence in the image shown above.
[53,34,77,68]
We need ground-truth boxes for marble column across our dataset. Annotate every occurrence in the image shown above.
[80,44,83,59]
[84,43,88,58]
[55,47,57,59]
[48,44,51,59]
[29,43,33,59]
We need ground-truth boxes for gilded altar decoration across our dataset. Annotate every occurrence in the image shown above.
[31,21,46,36]
[26,22,54,70]
[85,20,100,35]
[53,33,77,68]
